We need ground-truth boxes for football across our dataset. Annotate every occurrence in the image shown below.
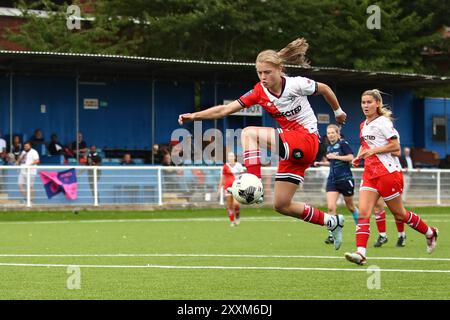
[231,173,264,205]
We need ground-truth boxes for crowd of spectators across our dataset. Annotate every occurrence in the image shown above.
[0,128,447,168]
[0,129,177,167]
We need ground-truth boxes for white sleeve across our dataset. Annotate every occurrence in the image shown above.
[292,76,317,96]
[393,129,400,144]
[32,150,40,162]
[379,117,398,140]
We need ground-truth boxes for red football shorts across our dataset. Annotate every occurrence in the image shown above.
[276,128,319,185]
[360,171,404,201]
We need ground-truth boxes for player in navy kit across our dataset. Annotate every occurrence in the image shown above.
[179,38,348,249]
[314,124,359,245]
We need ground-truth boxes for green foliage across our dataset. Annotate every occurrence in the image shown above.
[5,0,449,75]
[6,0,142,54]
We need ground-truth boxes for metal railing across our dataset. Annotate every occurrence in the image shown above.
[0,165,449,208]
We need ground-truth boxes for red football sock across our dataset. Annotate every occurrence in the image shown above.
[235,207,240,220]
[374,210,386,233]
[395,220,405,233]
[244,149,261,179]
[404,211,429,235]
[227,209,234,222]
[356,218,371,249]
[300,204,325,226]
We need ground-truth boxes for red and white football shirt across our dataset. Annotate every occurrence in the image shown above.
[222,162,245,189]
[360,116,402,179]
[238,76,318,133]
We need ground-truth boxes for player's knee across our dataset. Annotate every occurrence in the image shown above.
[392,211,405,221]
[273,200,290,215]
[241,126,258,140]
[358,211,371,219]
[327,205,336,214]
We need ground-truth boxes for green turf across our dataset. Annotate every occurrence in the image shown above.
[0,207,448,299]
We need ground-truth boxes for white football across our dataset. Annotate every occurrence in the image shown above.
[231,173,264,205]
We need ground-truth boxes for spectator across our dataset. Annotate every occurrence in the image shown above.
[47,134,64,156]
[150,143,163,164]
[17,141,40,203]
[29,129,45,151]
[161,151,172,166]
[70,132,88,161]
[4,153,16,165]
[399,147,414,201]
[87,145,102,166]
[160,151,189,199]
[9,135,22,161]
[121,153,135,165]
[86,145,102,198]
[399,147,414,170]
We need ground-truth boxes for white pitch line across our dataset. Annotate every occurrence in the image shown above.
[0,253,449,262]
[0,262,449,273]
[0,217,287,225]
[0,216,449,225]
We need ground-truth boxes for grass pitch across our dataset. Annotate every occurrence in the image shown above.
[0,207,448,300]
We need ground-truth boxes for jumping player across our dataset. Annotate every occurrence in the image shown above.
[179,38,347,250]
[345,89,438,265]
[218,152,245,227]
[314,124,359,245]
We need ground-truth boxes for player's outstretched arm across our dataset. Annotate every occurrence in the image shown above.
[316,83,346,125]
[178,100,243,124]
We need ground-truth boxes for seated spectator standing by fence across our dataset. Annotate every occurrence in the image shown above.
[47,134,64,156]
[87,145,102,198]
[17,141,40,203]
[121,153,135,165]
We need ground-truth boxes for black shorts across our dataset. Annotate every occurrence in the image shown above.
[326,178,355,196]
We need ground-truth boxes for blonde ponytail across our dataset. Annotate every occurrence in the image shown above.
[277,38,310,67]
[256,37,310,68]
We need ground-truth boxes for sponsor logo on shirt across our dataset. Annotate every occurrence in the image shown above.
[272,105,302,118]
[363,135,376,141]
